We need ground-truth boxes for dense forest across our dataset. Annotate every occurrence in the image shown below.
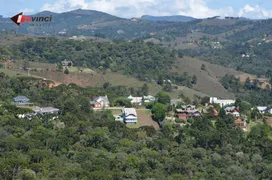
[0,74,272,179]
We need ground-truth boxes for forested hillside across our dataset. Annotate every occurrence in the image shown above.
[1,37,198,87]
[0,74,272,179]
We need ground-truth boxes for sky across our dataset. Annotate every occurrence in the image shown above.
[1,0,272,19]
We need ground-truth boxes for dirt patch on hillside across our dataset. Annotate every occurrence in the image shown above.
[137,110,159,129]
[31,71,105,87]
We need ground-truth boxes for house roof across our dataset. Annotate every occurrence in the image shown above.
[32,107,59,113]
[225,106,237,111]
[14,96,29,101]
[181,105,196,110]
[123,108,137,117]
[256,106,268,111]
[176,109,200,114]
[91,95,109,104]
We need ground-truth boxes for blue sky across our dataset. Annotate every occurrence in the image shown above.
[1,0,272,19]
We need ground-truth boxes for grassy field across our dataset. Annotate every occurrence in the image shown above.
[0,68,28,77]
[172,56,254,99]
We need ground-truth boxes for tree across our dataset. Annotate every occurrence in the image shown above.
[157,75,164,85]
[177,50,184,58]
[141,83,149,96]
[23,60,29,71]
[218,107,226,118]
[151,103,166,122]
[156,91,170,104]
[163,82,172,92]
[251,107,262,120]
[191,75,197,84]
[103,82,110,89]
[244,77,251,90]
[64,67,69,74]
[201,64,206,71]
[235,98,242,107]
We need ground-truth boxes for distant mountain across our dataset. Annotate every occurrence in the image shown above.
[141,15,197,22]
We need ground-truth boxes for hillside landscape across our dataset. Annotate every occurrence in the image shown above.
[1,7,272,180]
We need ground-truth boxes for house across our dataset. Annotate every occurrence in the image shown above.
[143,95,155,103]
[210,97,235,107]
[203,105,218,117]
[32,107,60,115]
[127,95,155,105]
[122,108,137,124]
[265,108,272,114]
[91,95,110,108]
[131,17,138,22]
[18,107,60,120]
[234,120,247,131]
[13,96,33,106]
[127,95,142,105]
[61,60,73,67]
[225,106,240,119]
[175,105,201,121]
[254,106,268,114]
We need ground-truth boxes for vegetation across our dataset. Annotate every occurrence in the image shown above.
[0,73,272,179]
[220,74,272,106]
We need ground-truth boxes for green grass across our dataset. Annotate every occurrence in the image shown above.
[0,69,28,77]
[110,109,122,115]
[126,121,141,128]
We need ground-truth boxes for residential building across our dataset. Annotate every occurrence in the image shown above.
[225,106,240,119]
[91,95,110,108]
[175,105,201,121]
[127,95,155,105]
[61,60,73,67]
[122,108,137,124]
[143,95,155,103]
[18,107,60,120]
[265,108,272,114]
[13,96,29,104]
[234,120,247,131]
[13,96,33,106]
[32,107,60,115]
[210,97,235,107]
[254,106,268,114]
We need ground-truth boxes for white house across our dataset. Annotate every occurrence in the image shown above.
[127,95,155,105]
[254,106,268,114]
[210,97,235,108]
[122,108,137,124]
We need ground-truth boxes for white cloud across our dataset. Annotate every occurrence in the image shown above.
[238,4,272,19]
[40,0,234,18]
[40,0,272,19]
[20,8,34,14]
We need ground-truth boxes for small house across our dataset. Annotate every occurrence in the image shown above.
[265,108,272,114]
[32,107,60,115]
[254,106,268,114]
[210,97,235,107]
[91,95,110,108]
[225,106,240,118]
[13,96,33,106]
[143,95,155,103]
[175,105,201,121]
[61,60,73,67]
[122,108,137,124]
